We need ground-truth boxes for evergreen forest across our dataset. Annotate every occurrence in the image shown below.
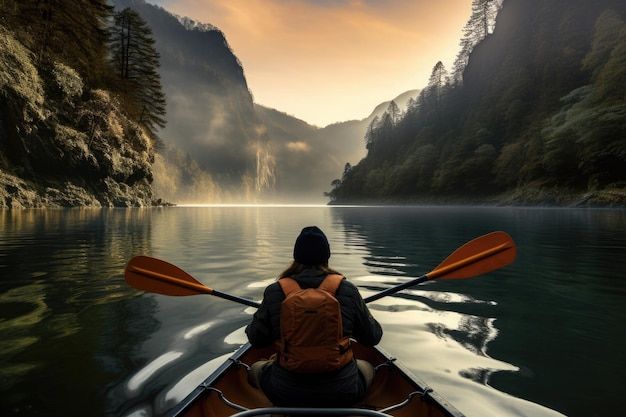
[327,0,626,206]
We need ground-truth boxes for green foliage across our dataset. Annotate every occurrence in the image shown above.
[0,1,160,205]
[109,8,166,138]
[452,0,502,84]
[591,21,626,104]
[582,10,625,77]
[329,0,626,204]
[52,62,84,105]
[152,143,222,204]
[0,25,45,120]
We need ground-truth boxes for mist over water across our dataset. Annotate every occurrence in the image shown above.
[1,206,624,417]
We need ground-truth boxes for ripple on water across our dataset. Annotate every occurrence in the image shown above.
[361,275,565,417]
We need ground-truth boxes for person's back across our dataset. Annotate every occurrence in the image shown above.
[276,274,352,373]
[245,226,382,407]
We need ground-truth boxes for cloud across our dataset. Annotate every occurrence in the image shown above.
[286,141,311,152]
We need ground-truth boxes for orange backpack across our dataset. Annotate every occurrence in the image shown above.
[275,274,353,373]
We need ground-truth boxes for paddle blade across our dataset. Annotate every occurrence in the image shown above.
[428,231,516,280]
[125,256,213,296]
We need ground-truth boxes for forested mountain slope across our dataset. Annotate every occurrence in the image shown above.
[254,90,420,203]
[328,0,626,206]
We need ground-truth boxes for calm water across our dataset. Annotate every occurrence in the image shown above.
[1,206,625,417]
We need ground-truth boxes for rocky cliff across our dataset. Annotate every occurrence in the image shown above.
[111,0,275,203]
[0,25,157,208]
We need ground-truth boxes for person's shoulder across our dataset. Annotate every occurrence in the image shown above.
[261,281,286,305]
[262,281,283,297]
[336,276,359,294]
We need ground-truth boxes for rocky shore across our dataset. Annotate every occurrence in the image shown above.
[0,170,166,209]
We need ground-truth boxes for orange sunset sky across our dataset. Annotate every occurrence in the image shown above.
[150,0,474,127]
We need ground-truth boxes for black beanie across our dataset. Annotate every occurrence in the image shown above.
[293,226,331,265]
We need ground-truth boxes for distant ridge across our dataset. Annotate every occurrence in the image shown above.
[174,15,218,32]
[368,89,420,120]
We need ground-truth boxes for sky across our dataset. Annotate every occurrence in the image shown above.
[150,0,473,127]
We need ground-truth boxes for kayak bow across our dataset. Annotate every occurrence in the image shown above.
[166,342,465,417]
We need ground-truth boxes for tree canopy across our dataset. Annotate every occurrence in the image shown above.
[328,0,626,205]
[109,8,167,138]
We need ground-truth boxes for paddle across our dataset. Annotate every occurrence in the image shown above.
[125,231,515,306]
[125,255,261,308]
[363,231,516,303]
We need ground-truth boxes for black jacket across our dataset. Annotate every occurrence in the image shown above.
[245,268,383,407]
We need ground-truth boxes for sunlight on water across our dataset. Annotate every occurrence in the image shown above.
[182,323,215,340]
[224,326,250,345]
[126,274,567,417]
[160,355,227,409]
[126,351,184,395]
[0,281,49,388]
[155,328,249,416]
[246,278,275,289]
[178,203,330,208]
[364,281,566,417]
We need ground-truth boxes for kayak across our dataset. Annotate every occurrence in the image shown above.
[125,232,516,416]
[165,342,465,417]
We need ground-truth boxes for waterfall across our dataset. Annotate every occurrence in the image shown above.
[255,138,276,194]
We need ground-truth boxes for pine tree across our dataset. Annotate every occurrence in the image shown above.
[364,115,379,149]
[109,7,166,138]
[426,61,449,109]
[452,0,502,84]
[386,100,402,124]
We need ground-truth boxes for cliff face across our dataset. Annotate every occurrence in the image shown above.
[0,25,156,208]
[112,0,275,203]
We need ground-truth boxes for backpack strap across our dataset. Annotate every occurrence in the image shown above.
[278,277,301,296]
[318,274,344,295]
[278,275,344,296]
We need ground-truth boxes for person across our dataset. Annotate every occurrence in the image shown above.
[245,226,383,408]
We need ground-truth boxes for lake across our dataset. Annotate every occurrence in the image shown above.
[1,205,624,417]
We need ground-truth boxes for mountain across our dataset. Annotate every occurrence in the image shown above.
[110,0,274,203]
[328,0,626,207]
[0,0,420,207]
[112,0,420,204]
[254,90,420,203]
[367,89,420,121]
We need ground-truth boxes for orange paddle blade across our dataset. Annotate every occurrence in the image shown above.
[125,256,213,296]
[428,231,516,280]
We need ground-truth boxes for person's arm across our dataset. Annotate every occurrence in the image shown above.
[245,286,275,348]
[351,288,383,346]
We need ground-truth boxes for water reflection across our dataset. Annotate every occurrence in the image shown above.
[334,206,625,417]
[0,209,157,416]
[2,206,624,417]
[365,282,508,378]
[126,351,185,395]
